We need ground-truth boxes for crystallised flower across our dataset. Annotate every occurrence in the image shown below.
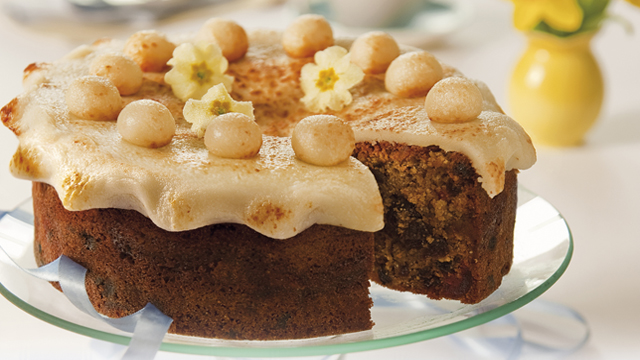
[164,42,233,102]
[183,83,254,137]
[300,46,364,112]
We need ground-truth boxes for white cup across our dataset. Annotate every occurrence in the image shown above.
[327,0,425,28]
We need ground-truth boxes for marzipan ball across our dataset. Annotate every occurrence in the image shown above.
[90,53,143,96]
[291,115,355,166]
[66,75,122,121]
[282,15,334,58]
[117,99,176,148]
[385,51,443,98]
[124,30,176,72]
[425,77,483,124]
[204,113,263,159]
[197,18,249,62]
[350,31,400,74]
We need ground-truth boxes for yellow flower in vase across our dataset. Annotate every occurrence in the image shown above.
[300,46,365,112]
[165,42,234,102]
[183,84,254,137]
[511,0,584,32]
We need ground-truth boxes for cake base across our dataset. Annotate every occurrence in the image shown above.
[353,141,517,304]
[32,182,374,340]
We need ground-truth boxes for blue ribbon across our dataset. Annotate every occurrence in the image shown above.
[447,300,590,359]
[0,212,172,360]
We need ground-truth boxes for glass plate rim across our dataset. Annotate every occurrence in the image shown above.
[0,187,573,357]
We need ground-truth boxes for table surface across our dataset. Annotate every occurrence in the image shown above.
[1,0,639,359]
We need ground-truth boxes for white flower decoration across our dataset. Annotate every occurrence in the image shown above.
[183,83,254,137]
[164,42,234,102]
[300,46,364,112]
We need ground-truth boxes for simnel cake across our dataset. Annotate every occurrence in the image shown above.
[1,15,536,340]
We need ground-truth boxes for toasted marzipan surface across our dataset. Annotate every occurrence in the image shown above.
[3,30,535,239]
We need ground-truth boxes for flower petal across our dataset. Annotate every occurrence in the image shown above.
[513,1,545,31]
[315,46,348,67]
[299,46,362,112]
[183,99,214,137]
[301,93,322,112]
[231,100,255,119]
[300,63,320,94]
[182,83,254,136]
[201,83,228,102]
[191,83,214,101]
[338,64,365,89]
[165,42,233,102]
[328,90,352,111]
[172,43,202,64]
[316,91,334,110]
[544,0,583,32]
[333,52,353,74]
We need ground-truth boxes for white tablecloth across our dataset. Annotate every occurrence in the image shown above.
[1,0,639,359]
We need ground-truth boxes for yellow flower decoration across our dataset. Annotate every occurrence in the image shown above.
[512,0,584,33]
[300,46,365,112]
[183,83,254,137]
[165,42,234,102]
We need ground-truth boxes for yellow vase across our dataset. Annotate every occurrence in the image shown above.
[509,32,604,147]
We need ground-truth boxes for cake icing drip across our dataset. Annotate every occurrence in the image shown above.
[4,31,535,238]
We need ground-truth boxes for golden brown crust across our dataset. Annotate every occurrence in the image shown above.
[1,97,21,135]
[23,62,49,80]
[10,145,43,179]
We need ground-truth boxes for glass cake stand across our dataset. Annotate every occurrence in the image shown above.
[0,186,572,358]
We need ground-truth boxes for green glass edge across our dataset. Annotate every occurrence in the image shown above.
[0,281,133,347]
[0,191,574,358]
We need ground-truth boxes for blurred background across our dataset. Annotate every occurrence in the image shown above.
[1,0,639,359]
